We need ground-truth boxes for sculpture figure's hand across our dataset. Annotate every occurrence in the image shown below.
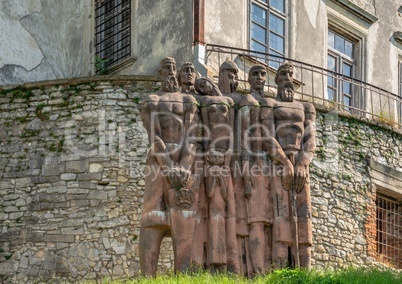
[294,164,307,193]
[167,166,180,188]
[178,167,191,187]
[281,161,294,191]
[244,177,254,198]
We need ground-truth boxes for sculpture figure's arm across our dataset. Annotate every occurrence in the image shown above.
[294,102,316,192]
[225,102,235,167]
[177,101,200,186]
[139,96,175,181]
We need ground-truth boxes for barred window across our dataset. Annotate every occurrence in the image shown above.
[95,0,131,73]
[376,194,402,268]
[250,0,286,68]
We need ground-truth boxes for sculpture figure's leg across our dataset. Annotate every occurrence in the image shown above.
[139,226,167,277]
[248,222,265,273]
[296,177,312,269]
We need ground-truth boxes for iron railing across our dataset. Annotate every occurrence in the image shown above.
[376,194,402,268]
[95,0,131,73]
[204,44,402,129]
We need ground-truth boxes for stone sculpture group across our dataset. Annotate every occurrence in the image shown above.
[138,57,316,277]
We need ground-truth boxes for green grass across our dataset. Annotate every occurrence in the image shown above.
[84,267,402,284]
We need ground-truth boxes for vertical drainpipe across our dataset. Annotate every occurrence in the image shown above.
[288,0,296,60]
[193,0,208,77]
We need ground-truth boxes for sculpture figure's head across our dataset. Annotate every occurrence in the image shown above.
[275,63,295,102]
[218,59,239,94]
[195,77,222,97]
[248,64,267,93]
[160,57,179,92]
[178,62,196,93]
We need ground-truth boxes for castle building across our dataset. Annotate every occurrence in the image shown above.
[0,1,402,282]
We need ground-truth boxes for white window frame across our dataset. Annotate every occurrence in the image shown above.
[249,0,287,68]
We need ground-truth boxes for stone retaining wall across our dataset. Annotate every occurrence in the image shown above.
[0,77,401,282]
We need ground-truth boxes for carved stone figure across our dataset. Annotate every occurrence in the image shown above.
[138,58,316,277]
[178,62,196,94]
[195,77,239,273]
[218,59,239,96]
[240,65,272,274]
[261,63,316,269]
[139,57,201,276]
[217,59,252,275]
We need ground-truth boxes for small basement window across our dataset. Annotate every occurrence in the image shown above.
[376,193,402,268]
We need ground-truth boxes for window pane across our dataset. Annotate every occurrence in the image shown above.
[270,13,284,35]
[328,31,334,48]
[327,76,334,87]
[342,63,352,77]
[270,33,284,53]
[327,88,335,101]
[343,95,351,106]
[328,55,336,71]
[251,40,267,53]
[343,82,351,95]
[268,49,283,67]
[334,34,345,54]
[252,3,267,27]
[271,0,285,13]
[345,40,353,58]
[251,23,267,43]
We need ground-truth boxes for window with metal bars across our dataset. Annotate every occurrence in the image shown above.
[95,0,131,74]
[376,194,402,268]
[250,0,286,68]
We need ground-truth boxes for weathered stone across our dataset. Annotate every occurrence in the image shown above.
[89,163,103,173]
[66,160,89,173]
[32,176,59,184]
[61,173,76,181]
[43,235,74,243]
[77,173,102,181]
[42,164,65,176]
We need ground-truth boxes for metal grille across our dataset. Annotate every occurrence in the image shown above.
[204,44,402,128]
[95,0,131,73]
[376,194,402,268]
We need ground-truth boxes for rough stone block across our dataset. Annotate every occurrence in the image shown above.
[78,173,102,181]
[79,182,97,189]
[9,212,24,220]
[69,200,90,207]
[61,173,77,181]
[42,164,65,176]
[89,163,103,173]
[32,176,59,184]
[44,234,74,243]
[15,178,32,188]
[88,191,108,200]
[66,160,89,173]
[61,227,84,235]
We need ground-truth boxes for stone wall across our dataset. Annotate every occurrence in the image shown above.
[1,78,402,282]
[311,111,402,268]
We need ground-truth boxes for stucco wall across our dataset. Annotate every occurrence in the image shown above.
[122,0,194,76]
[0,0,93,85]
[2,0,402,101]
[1,78,402,282]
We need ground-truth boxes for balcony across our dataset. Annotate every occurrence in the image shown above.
[203,44,402,129]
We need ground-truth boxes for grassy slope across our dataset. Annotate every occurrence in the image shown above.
[89,267,402,284]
